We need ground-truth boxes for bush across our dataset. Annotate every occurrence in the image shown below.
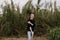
[48,27,60,40]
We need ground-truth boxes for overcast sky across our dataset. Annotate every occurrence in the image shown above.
[0,0,60,14]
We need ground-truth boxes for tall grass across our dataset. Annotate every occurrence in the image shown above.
[0,0,60,37]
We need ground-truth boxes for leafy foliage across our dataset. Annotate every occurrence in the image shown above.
[0,0,60,37]
[48,27,60,40]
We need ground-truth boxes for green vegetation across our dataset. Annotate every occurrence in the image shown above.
[48,27,60,40]
[0,0,60,40]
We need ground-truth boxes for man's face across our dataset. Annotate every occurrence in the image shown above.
[30,14,34,19]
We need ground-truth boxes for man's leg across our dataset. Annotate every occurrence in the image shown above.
[31,31,34,40]
[27,31,32,40]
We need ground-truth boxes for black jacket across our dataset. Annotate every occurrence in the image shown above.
[27,19,35,31]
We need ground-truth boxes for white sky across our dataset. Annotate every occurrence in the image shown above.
[0,0,60,14]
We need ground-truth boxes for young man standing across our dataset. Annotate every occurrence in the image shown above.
[27,13,35,40]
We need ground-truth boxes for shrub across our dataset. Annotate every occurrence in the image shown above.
[48,27,60,40]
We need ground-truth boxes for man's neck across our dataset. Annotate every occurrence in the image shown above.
[30,18,34,20]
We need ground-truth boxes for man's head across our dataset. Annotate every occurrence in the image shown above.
[30,13,34,20]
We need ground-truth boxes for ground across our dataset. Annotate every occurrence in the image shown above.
[0,36,48,40]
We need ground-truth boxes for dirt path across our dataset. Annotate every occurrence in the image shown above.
[0,36,48,40]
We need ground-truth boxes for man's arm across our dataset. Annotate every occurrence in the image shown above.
[30,27,32,32]
[28,21,33,26]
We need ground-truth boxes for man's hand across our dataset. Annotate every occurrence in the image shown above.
[28,21,33,26]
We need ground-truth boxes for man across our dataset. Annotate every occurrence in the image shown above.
[27,13,35,40]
